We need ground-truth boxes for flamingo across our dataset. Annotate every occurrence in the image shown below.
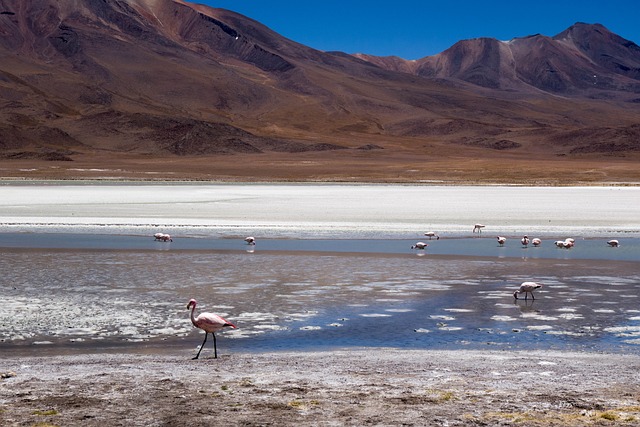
[473,224,485,233]
[411,242,428,249]
[532,238,542,247]
[497,236,506,246]
[154,233,172,242]
[521,235,530,247]
[424,231,440,240]
[554,239,574,249]
[187,299,236,359]
[607,240,619,247]
[244,236,256,245]
[513,282,542,300]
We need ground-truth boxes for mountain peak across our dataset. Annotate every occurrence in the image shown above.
[1,1,640,177]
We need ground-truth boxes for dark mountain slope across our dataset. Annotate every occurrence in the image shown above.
[0,1,638,183]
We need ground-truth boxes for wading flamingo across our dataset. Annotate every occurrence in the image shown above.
[424,231,440,240]
[411,242,428,249]
[497,236,506,246]
[473,224,485,233]
[532,238,542,247]
[187,299,236,359]
[154,233,172,242]
[244,236,256,245]
[513,282,542,300]
[607,240,619,247]
[521,236,530,247]
[554,239,574,249]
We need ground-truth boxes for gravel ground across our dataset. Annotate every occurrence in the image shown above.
[2,349,640,426]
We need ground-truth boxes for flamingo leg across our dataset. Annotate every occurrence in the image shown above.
[193,332,208,360]
[524,292,529,300]
[531,292,535,300]
[212,333,218,359]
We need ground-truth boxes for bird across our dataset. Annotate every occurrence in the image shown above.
[244,236,256,245]
[473,224,485,233]
[187,299,236,359]
[411,242,428,249]
[513,282,542,300]
[497,236,506,246]
[154,233,172,242]
[424,231,440,240]
[521,235,530,247]
[532,238,542,247]
[607,239,619,247]
[554,239,574,249]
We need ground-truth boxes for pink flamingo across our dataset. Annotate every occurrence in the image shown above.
[424,231,440,240]
[521,235,530,247]
[607,240,619,247]
[244,236,256,245]
[187,299,236,359]
[532,238,542,247]
[513,282,542,300]
[497,236,506,246]
[154,233,172,242]
[473,224,485,233]
[554,239,574,249]
[411,241,428,249]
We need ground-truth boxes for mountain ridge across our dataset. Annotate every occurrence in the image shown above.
[0,0,639,183]
[355,22,640,96]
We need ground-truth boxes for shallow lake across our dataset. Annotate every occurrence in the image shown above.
[0,184,638,356]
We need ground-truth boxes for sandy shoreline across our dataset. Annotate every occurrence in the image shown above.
[2,349,640,426]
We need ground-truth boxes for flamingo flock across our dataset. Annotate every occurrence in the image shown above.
[554,238,575,249]
[171,223,619,361]
[153,232,172,242]
[413,223,622,255]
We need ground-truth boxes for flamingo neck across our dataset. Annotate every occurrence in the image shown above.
[190,304,198,325]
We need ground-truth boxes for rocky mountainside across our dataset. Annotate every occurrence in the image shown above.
[355,23,640,96]
[0,0,639,182]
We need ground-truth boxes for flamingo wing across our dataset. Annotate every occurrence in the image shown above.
[520,281,541,292]
[195,313,236,332]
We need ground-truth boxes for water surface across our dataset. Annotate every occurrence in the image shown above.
[0,184,638,355]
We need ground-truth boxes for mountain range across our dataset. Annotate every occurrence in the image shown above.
[1,0,639,182]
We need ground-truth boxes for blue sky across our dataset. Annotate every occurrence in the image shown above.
[195,1,640,60]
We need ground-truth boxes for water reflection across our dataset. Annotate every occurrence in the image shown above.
[1,243,638,354]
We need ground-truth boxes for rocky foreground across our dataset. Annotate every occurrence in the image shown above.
[1,349,640,426]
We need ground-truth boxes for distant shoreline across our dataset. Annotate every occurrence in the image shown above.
[1,177,640,186]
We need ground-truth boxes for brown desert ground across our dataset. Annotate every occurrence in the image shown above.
[2,151,640,185]
[2,349,640,426]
